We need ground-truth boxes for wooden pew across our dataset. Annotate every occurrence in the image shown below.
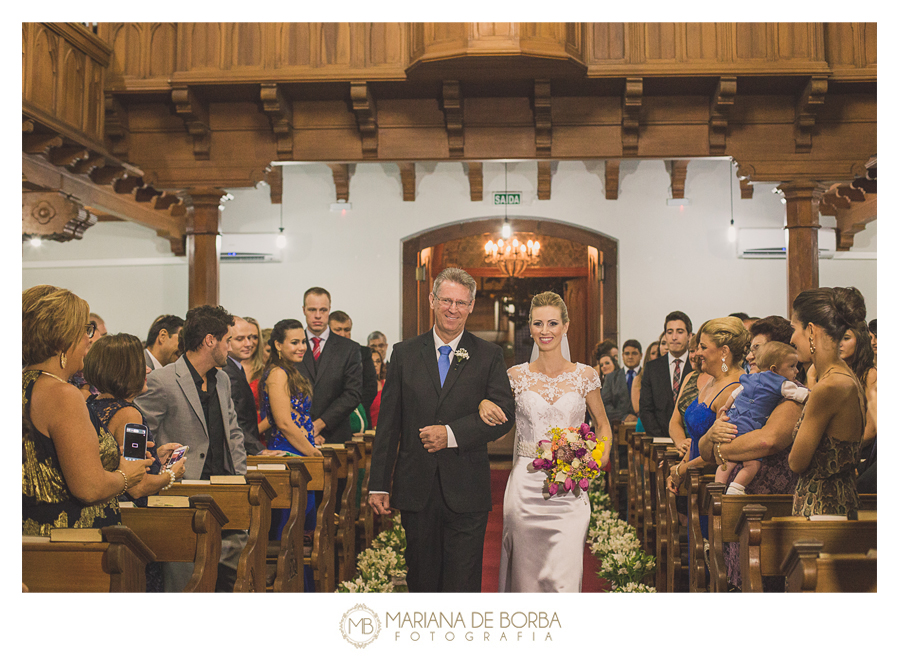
[120,495,228,593]
[704,488,877,593]
[296,448,339,592]
[641,435,671,555]
[664,448,689,592]
[736,505,877,592]
[22,525,155,592]
[322,441,363,585]
[627,427,646,536]
[158,471,275,592]
[654,442,673,591]
[782,539,877,593]
[686,467,716,592]
[609,420,632,520]
[353,433,376,554]
[246,456,312,592]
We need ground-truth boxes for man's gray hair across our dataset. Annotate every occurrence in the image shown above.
[367,330,386,342]
[432,267,477,301]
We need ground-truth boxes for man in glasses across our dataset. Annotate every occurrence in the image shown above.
[368,267,515,593]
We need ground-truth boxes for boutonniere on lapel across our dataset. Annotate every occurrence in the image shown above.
[452,348,470,365]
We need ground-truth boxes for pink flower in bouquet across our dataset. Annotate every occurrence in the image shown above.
[548,482,559,495]
[564,477,573,492]
[579,478,590,491]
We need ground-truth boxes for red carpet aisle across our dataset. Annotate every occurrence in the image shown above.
[482,463,610,593]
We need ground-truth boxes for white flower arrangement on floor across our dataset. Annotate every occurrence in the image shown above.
[586,476,657,592]
[336,514,408,593]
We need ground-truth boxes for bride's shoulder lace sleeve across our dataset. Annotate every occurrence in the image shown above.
[579,363,602,395]
[507,363,528,395]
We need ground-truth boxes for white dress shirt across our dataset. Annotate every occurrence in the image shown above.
[145,348,163,371]
[306,325,331,353]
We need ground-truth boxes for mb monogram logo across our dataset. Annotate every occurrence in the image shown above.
[340,604,381,648]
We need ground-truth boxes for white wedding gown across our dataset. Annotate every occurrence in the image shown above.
[498,362,602,592]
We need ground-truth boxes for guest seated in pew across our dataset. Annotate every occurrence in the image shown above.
[369,349,385,428]
[84,333,189,591]
[788,287,868,519]
[630,340,660,433]
[258,319,322,589]
[22,286,152,536]
[668,334,710,459]
[84,333,188,504]
[839,321,876,450]
[714,342,808,495]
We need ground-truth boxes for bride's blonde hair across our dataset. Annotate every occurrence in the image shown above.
[529,291,569,324]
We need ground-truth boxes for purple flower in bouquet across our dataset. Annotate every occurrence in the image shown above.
[532,458,551,470]
[548,482,559,495]
[579,478,590,491]
[575,447,587,458]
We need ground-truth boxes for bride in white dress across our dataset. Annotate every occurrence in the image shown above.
[479,292,613,592]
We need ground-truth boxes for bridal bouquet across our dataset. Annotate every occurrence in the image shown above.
[532,423,607,497]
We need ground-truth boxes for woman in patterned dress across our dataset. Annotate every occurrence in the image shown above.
[788,287,868,518]
[22,285,151,537]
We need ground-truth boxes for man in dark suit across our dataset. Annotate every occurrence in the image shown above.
[144,314,183,371]
[224,316,268,456]
[639,311,693,438]
[298,287,363,445]
[368,268,515,592]
[328,310,378,427]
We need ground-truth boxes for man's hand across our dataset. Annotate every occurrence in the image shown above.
[420,425,448,453]
[368,493,392,515]
[312,418,326,445]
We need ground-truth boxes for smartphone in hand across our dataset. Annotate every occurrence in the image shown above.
[123,424,149,461]
[165,445,189,469]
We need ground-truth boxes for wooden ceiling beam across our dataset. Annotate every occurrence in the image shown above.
[534,79,552,158]
[537,161,552,200]
[442,81,464,159]
[399,163,416,201]
[605,160,620,200]
[794,76,827,154]
[172,86,211,160]
[260,83,294,161]
[465,162,483,202]
[670,160,690,199]
[351,82,378,159]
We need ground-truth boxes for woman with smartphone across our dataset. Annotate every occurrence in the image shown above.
[83,333,188,504]
[23,286,153,537]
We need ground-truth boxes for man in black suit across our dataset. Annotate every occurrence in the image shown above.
[368,268,515,593]
[328,310,378,427]
[639,311,693,438]
[223,316,268,456]
[298,287,363,445]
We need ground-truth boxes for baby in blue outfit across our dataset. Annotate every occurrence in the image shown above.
[716,341,809,494]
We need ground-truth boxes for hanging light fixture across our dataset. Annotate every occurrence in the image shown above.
[275,198,287,249]
[727,159,737,243]
[482,163,540,276]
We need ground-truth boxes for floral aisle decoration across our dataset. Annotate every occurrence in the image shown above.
[336,514,408,592]
[532,423,606,497]
[587,477,657,592]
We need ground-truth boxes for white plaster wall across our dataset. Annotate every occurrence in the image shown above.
[23,159,876,355]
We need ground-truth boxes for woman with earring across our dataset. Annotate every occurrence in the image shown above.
[478,291,613,592]
[789,287,868,518]
[667,318,748,496]
[257,319,322,589]
[22,286,152,536]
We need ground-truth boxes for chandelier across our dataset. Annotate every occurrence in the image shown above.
[484,236,541,277]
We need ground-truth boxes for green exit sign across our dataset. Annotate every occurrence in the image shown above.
[493,192,521,205]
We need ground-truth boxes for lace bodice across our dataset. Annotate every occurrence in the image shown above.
[508,363,601,458]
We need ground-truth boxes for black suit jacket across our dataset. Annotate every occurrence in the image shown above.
[297,332,363,444]
[223,358,266,456]
[359,345,378,425]
[368,329,515,514]
[639,354,692,438]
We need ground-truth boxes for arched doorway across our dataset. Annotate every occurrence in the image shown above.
[401,217,618,366]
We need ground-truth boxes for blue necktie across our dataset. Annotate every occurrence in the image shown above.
[438,345,452,387]
[626,369,635,393]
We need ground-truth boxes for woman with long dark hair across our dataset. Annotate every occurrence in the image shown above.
[789,287,867,518]
[839,322,877,448]
[257,319,321,589]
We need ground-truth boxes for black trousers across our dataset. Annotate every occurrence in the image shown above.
[400,469,488,593]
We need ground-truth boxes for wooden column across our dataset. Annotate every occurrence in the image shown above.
[780,180,820,312]
[185,187,225,309]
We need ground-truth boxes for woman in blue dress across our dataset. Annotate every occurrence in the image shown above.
[667,318,749,544]
[257,319,322,589]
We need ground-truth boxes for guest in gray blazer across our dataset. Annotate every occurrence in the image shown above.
[136,305,247,591]
[598,354,634,422]
[144,314,183,372]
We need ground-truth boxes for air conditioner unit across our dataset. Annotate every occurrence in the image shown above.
[219,233,283,263]
[737,227,835,259]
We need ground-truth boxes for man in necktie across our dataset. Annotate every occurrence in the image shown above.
[639,311,693,438]
[621,339,642,421]
[297,287,363,446]
[368,268,515,593]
